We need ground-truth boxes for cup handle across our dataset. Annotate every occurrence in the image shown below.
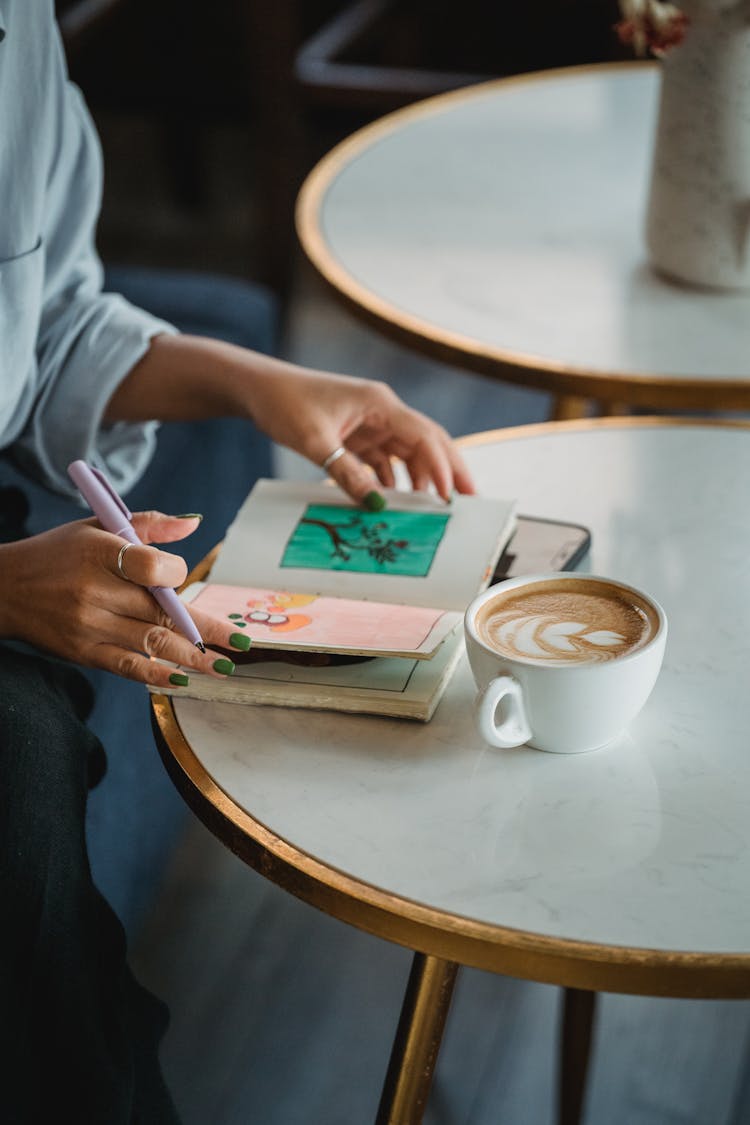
[477,675,532,749]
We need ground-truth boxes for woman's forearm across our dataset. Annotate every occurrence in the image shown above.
[103,332,299,425]
[103,330,475,503]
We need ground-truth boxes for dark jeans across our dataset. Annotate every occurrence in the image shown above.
[0,643,180,1124]
[0,267,278,1122]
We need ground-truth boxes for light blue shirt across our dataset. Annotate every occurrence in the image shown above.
[0,0,175,497]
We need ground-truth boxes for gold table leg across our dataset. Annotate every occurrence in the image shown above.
[551,394,593,421]
[552,396,634,420]
[599,400,632,417]
[375,953,459,1125]
[558,987,598,1125]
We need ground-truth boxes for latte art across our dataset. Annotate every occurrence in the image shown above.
[475,580,658,666]
[492,614,629,663]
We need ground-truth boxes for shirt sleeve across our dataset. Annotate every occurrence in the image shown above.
[12,21,177,499]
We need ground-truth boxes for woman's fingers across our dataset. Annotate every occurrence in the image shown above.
[364,450,397,490]
[188,606,255,653]
[92,642,234,689]
[406,434,460,500]
[324,448,386,507]
[130,510,203,546]
[57,598,248,687]
[93,645,174,687]
[86,600,249,685]
[326,432,469,505]
[95,614,236,682]
[446,445,476,496]
[310,385,476,503]
[111,539,189,590]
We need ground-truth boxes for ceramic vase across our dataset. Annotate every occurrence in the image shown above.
[646,0,750,289]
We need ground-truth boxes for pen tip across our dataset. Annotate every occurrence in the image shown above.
[196,642,206,654]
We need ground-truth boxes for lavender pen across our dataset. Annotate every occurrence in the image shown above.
[67,459,206,653]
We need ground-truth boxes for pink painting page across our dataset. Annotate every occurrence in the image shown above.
[190,584,455,657]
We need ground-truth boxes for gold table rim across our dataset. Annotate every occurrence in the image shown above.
[295,59,750,410]
[151,418,750,999]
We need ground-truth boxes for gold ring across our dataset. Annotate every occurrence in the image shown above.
[322,446,346,471]
[116,541,135,581]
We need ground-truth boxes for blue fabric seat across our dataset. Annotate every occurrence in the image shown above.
[1,266,279,936]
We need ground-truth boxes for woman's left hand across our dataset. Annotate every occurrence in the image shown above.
[107,335,477,505]
[249,365,476,504]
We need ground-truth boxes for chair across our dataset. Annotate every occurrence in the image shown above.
[246,0,628,294]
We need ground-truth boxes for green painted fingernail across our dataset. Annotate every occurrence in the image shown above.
[213,657,235,676]
[363,490,386,512]
[169,672,189,686]
[175,513,203,521]
[228,613,243,619]
[229,632,251,651]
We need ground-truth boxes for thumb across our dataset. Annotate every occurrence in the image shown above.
[326,450,386,511]
[129,510,203,545]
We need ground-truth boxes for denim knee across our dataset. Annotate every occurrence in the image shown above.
[0,645,105,897]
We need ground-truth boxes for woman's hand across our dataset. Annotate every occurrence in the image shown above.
[0,513,250,688]
[105,337,477,507]
[247,365,476,504]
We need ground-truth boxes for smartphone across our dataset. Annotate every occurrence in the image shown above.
[492,515,591,580]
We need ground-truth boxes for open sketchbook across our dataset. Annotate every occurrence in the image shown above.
[178,479,515,659]
[149,479,516,720]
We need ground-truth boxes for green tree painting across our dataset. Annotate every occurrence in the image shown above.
[281,505,450,576]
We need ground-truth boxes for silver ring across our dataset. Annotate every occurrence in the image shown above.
[322,445,346,471]
[116,541,135,582]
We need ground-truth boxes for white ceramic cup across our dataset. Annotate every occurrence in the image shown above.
[464,574,667,754]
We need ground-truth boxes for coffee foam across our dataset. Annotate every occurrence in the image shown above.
[475,578,658,666]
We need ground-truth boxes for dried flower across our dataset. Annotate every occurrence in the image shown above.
[615,0,689,57]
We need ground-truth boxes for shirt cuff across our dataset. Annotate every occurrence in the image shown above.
[19,295,178,499]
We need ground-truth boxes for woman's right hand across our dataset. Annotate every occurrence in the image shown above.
[0,513,249,688]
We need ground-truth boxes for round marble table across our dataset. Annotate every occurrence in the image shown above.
[296,63,750,414]
[152,419,750,1123]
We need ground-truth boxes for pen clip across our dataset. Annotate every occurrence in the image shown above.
[90,465,132,522]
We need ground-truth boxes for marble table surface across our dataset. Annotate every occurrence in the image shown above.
[171,421,750,974]
[297,64,750,406]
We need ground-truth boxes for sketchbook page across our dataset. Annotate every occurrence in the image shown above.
[186,582,459,659]
[209,479,516,611]
[149,625,464,721]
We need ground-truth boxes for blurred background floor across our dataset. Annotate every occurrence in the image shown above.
[54,2,750,1121]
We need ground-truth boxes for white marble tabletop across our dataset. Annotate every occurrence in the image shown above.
[170,421,750,980]
[296,64,750,407]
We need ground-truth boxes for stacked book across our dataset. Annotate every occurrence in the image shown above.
[150,479,516,721]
